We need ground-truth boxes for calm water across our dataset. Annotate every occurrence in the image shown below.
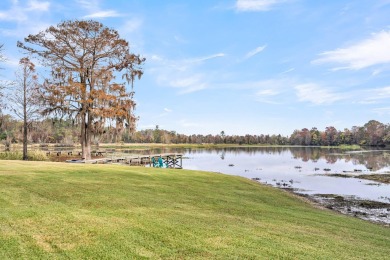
[159,147,390,203]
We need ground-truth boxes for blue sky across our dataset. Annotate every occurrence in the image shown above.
[1,0,390,136]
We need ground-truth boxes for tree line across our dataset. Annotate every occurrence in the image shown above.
[1,117,389,147]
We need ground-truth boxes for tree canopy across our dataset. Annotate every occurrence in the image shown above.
[17,20,145,159]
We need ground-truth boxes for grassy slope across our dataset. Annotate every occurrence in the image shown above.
[0,161,389,259]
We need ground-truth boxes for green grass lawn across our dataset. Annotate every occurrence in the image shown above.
[0,161,389,259]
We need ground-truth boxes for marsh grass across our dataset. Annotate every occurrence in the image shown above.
[0,161,389,259]
[0,150,48,161]
[357,174,390,184]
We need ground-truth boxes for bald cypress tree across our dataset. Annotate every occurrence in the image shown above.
[18,20,145,160]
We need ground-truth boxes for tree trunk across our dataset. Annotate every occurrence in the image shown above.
[23,118,27,160]
[81,111,91,160]
[23,73,28,160]
[86,112,92,160]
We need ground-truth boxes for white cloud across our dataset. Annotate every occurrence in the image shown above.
[360,86,390,104]
[121,18,143,34]
[191,53,226,63]
[83,10,122,18]
[27,0,50,11]
[150,52,226,94]
[0,0,49,22]
[76,0,98,11]
[169,74,208,94]
[295,83,343,105]
[245,45,266,59]
[313,30,390,70]
[236,0,288,12]
[255,88,281,104]
[372,69,382,76]
[280,68,295,74]
[256,89,279,96]
[0,0,51,37]
[243,78,295,104]
[372,107,390,115]
[372,86,390,98]
[0,3,28,23]
[164,108,172,112]
[77,0,122,19]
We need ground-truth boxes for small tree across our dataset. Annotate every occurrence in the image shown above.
[10,57,39,160]
[0,44,6,110]
[0,44,9,149]
[18,20,145,159]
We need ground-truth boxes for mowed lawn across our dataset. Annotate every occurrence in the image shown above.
[0,161,389,259]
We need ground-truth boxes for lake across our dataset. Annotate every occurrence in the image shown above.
[148,146,390,203]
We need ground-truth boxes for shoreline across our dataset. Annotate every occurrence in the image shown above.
[271,184,390,226]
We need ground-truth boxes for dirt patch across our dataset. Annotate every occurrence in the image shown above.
[256,179,390,226]
[309,193,390,226]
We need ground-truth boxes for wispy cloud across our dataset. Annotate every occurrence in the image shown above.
[312,30,390,70]
[360,86,390,104]
[245,45,266,59]
[280,68,295,74]
[295,83,343,105]
[76,0,98,11]
[26,0,50,11]
[120,18,143,34]
[236,0,288,12]
[150,52,226,94]
[0,0,50,22]
[371,86,390,99]
[246,78,295,104]
[168,74,208,94]
[372,107,390,115]
[256,89,280,96]
[255,88,281,104]
[155,108,174,118]
[77,0,122,19]
[83,10,122,18]
[0,0,51,38]
[191,53,226,63]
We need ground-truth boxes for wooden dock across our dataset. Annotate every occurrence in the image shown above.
[67,153,183,169]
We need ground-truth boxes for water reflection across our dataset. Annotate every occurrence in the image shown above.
[111,146,390,173]
[180,147,390,172]
[177,147,390,203]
